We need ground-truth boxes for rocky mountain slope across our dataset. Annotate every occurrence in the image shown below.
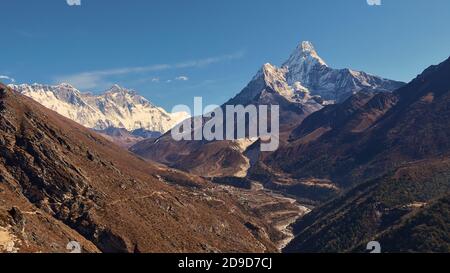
[281,56,450,252]
[94,127,147,149]
[0,83,303,253]
[375,194,449,253]
[284,158,450,253]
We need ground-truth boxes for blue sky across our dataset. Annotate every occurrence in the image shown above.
[1,0,449,110]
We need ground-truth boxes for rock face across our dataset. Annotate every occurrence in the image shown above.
[0,83,288,253]
[9,83,189,134]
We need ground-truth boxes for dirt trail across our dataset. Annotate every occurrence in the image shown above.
[107,191,167,206]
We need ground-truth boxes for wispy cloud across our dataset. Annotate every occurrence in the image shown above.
[0,75,16,83]
[172,51,244,68]
[66,0,81,6]
[54,51,244,90]
[175,76,189,81]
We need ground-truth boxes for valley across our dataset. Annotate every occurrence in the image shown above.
[1,41,449,253]
[208,181,311,251]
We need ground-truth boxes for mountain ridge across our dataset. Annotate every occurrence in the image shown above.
[267,56,450,187]
[9,83,189,134]
[280,56,450,252]
[132,41,404,180]
[1,82,299,253]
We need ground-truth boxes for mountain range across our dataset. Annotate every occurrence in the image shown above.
[131,44,450,253]
[1,41,449,253]
[131,41,404,180]
[282,42,404,102]
[0,82,307,253]
[229,41,404,105]
[9,83,189,146]
[282,56,450,252]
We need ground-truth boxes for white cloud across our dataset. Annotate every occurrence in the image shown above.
[0,75,16,83]
[56,73,109,90]
[175,76,189,81]
[173,51,244,68]
[367,0,381,6]
[54,51,244,90]
[151,77,160,83]
[66,0,81,6]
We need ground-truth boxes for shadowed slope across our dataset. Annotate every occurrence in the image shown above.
[0,83,279,253]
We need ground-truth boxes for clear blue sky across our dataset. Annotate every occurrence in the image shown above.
[1,0,449,110]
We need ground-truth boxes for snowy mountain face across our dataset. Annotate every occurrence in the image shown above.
[227,62,324,115]
[282,41,405,102]
[230,41,404,107]
[9,83,189,133]
[8,42,401,139]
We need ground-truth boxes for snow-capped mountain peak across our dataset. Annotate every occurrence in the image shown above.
[228,40,404,108]
[58,82,77,89]
[101,84,152,109]
[231,61,322,110]
[259,63,286,82]
[299,41,315,52]
[280,41,404,102]
[259,63,295,100]
[105,84,135,95]
[283,41,327,69]
[9,83,189,134]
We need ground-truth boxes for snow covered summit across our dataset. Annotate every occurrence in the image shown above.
[282,41,405,102]
[9,83,189,133]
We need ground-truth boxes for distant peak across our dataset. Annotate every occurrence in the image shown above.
[252,63,287,82]
[299,41,316,53]
[106,84,135,95]
[57,82,77,89]
[108,84,124,91]
[262,63,277,73]
[283,41,327,68]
